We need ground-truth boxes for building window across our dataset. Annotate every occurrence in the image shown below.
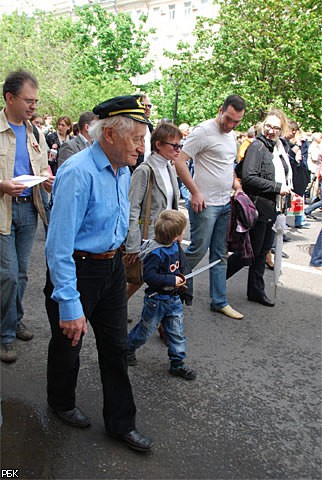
[168,4,175,21]
[184,2,191,16]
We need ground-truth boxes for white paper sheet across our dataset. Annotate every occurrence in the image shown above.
[12,174,47,187]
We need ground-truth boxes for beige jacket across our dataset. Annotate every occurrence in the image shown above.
[0,108,49,234]
[125,153,180,254]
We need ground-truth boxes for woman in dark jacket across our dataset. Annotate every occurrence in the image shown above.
[227,109,292,307]
[46,115,72,174]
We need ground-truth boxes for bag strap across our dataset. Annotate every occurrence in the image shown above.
[143,167,154,240]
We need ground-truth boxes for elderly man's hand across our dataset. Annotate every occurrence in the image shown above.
[190,191,206,213]
[59,316,87,347]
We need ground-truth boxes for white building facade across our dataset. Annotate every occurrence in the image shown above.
[0,0,219,83]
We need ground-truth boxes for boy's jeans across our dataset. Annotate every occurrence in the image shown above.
[128,294,186,364]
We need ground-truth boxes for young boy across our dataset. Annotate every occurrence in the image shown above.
[127,210,196,381]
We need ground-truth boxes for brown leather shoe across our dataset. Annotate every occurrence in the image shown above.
[1,343,17,363]
[16,322,34,341]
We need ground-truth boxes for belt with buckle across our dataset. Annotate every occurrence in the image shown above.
[73,249,119,260]
[14,196,33,203]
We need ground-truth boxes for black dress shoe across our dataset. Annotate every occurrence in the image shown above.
[51,406,91,427]
[107,428,155,452]
[248,295,275,307]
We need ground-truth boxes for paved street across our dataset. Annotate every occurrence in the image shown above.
[1,209,321,480]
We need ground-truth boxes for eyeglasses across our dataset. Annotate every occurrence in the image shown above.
[145,104,152,109]
[264,123,281,133]
[14,94,40,106]
[162,141,183,152]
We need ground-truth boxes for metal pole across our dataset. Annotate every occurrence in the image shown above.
[173,83,179,125]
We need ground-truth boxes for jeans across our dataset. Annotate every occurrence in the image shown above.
[186,202,231,309]
[305,198,322,215]
[179,181,191,209]
[128,294,186,365]
[0,201,38,344]
[295,214,305,227]
[44,251,136,434]
[310,229,322,267]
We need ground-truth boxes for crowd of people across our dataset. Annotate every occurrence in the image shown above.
[1,68,321,453]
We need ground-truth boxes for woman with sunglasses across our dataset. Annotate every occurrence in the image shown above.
[227,109,292,307]
[125,121,183,302]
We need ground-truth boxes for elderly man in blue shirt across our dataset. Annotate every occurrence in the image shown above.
[44,95,154,452]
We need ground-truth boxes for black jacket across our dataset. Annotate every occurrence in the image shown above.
[285,138,310,196]
[241,133,282,222]
[45,131,72,175]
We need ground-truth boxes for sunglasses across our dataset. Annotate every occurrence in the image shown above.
[162,141,183,152]
[145,104,152,109]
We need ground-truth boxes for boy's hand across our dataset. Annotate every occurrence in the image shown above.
[175,273,186,286]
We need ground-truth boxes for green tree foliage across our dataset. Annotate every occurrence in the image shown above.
[71,5,153,81]
[0,6,152,121]
[0,11,75,115]
[155,0,321,129]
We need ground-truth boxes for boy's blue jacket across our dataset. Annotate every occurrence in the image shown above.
[139,239,180,295]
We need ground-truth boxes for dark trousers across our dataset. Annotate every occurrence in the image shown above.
[44,251,136,434]
[227,220,274,299]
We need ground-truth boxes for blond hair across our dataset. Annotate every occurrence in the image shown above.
[154,210,187,245]
[265,109,289,137]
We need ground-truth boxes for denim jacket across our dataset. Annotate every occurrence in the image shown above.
[0,108,49,234]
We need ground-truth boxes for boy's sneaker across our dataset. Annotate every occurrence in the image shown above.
[1,343,17,363]
[16,322,34,341]
[169,363,196,381]
[127,350,137,366]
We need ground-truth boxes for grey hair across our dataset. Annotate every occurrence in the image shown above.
[88,115,137,141]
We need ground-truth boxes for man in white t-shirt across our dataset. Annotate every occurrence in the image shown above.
[174,95,246,320]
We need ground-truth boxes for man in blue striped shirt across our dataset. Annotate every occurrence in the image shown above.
[45,95,154,452]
